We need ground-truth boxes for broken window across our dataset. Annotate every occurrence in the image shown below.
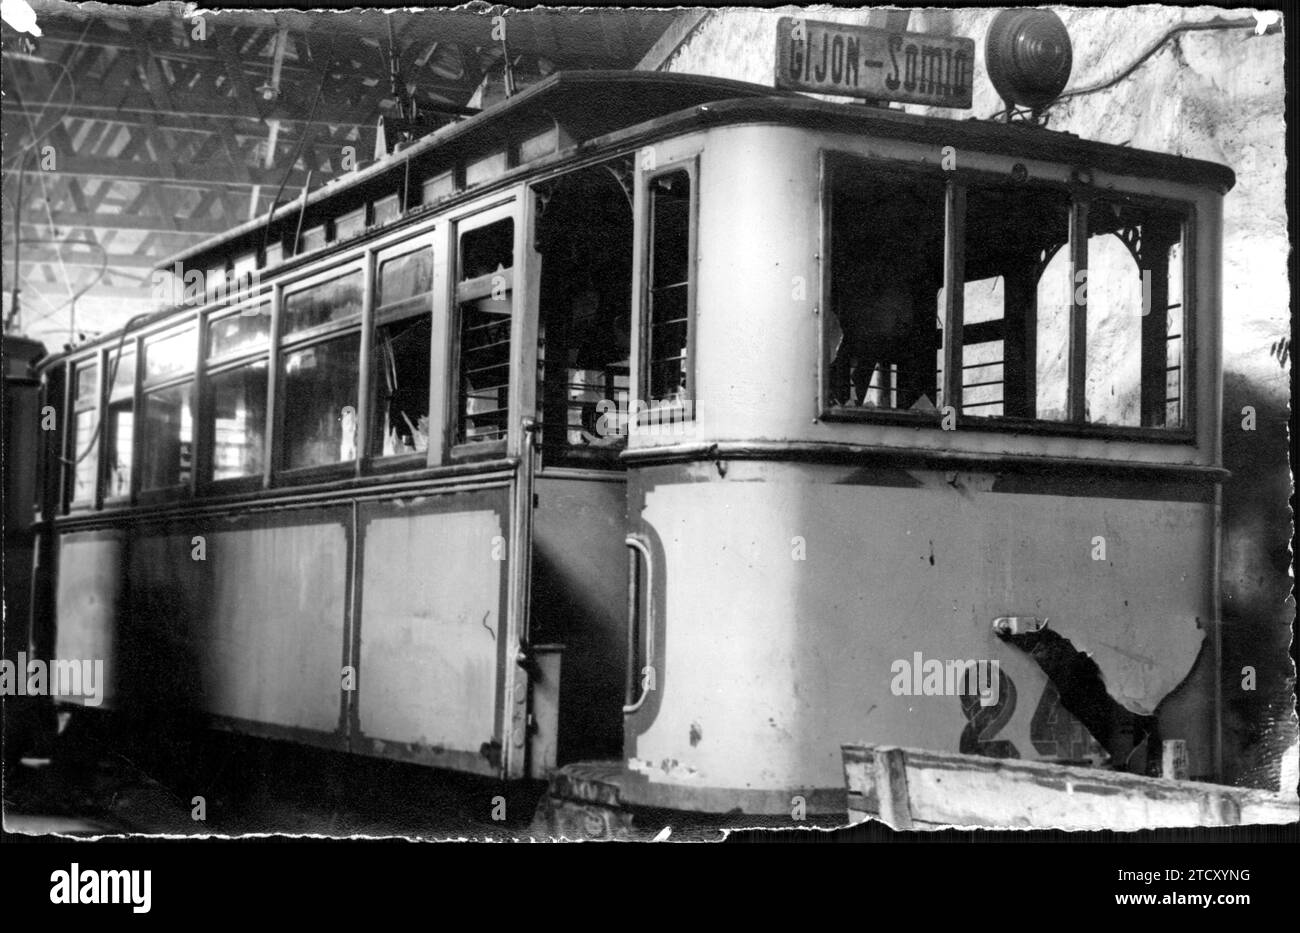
[372,246,434,458]
[206,361,268,481]
[826,158,945,411]
[535,159,633,467]
[823,152,1191,432]
[956,183,1071,419]
[455,217,514,447]
[645,169,694,417]
[1085,199,1186,428]
[69,361,98,506]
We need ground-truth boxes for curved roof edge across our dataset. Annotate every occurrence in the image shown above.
[159,69,1234,273]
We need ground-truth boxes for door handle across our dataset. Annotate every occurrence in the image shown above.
[623,534,654,714]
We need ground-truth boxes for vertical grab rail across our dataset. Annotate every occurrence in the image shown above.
[623,534,654,714]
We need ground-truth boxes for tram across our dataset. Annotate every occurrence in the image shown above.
[25,14,1236,830]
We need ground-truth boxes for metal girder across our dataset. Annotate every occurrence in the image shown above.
[4,4,677,345]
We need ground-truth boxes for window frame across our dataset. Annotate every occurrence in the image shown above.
[637,155,700,429]
[448,200,519,460]
[205,296,272,367]
[528,155,638,474]
[64,355,101,512]
[817,150,1197,443]
[368,232,438,471]
[272,258,367,483]
[199,291,274,495]
[100,338,140,507]
[136,323,200,504]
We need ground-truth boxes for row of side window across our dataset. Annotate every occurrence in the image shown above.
[62,217,515,509]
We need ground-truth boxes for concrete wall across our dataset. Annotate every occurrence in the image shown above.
[656,5,1293,789]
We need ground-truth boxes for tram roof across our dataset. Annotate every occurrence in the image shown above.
[161,69,1234,277]
[159,71,788,273]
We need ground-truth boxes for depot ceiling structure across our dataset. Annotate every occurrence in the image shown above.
[2,2,680,349]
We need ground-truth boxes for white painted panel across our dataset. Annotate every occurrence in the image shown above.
[358,506,504,751]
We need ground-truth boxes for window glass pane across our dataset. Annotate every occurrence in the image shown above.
[1086,200,1184,428]
[209,362,268,480]
[300,226,326,254]
[109,347,136,397]
[144,327,197,381]
[104,401,133,498]
[281,334,361,469]
[422,172,454,205]
[374,194,401,226]
[336,207,365,241]
[208,303,270,358]
[70,409,98,505]
[373,316,432,457]
[141,381,194,490]
[283,272,362,337]
[378,249,434,312]
[74,363,98,406]
[466,151,508,187]
[826,161,944,411]
[962,184,1070,420]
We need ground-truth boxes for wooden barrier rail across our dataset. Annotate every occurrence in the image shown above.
[843,743,1299,830]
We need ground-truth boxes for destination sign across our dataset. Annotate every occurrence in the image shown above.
[775,17,975,109]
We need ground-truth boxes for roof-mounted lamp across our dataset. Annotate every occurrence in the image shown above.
[986,9,1073,123]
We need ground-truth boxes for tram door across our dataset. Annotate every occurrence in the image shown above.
[526,158,636,766]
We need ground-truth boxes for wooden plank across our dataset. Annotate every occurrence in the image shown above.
[875,746,914,830]
[844,743,1298,830]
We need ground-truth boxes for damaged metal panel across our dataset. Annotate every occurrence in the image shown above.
[626,459,1214,794]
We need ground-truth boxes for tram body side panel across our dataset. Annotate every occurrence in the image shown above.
[53,530,125,711]
[54,513,350,738]
[353,489,509,776]
[50,488,517,778]
[625,461,1215,794]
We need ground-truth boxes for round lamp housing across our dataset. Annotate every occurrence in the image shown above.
[985,9,1073,111]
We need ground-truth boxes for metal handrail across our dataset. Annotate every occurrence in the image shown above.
[623,533,654,715]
